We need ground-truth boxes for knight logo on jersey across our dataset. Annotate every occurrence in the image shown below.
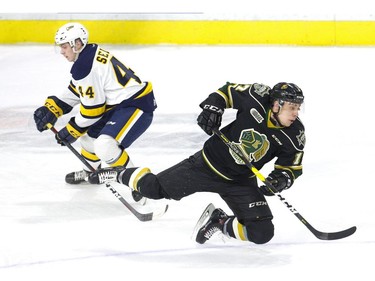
[230,129,270,164]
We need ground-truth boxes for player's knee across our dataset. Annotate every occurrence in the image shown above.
[94,135,122,164]
[80,134,96,152]
[245,219,274,244]
[137,174,166,200]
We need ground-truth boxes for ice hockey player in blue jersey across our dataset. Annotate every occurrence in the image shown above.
[89,82,305,245]
[33,22,157,203]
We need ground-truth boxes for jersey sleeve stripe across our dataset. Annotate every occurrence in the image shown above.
[215,89,231,108]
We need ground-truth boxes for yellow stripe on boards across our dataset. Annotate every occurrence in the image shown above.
[1,20,375,45]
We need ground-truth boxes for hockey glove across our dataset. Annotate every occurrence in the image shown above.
[260,170,293,196]
[34,106,58,132]
[56,127,77,146]
[56,118,86,146]
[197,105,224,135]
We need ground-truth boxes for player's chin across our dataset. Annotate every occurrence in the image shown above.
[285,120,294,127]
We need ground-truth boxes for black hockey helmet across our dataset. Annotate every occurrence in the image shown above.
[270,82,304,105]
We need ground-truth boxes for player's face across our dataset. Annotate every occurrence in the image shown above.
[277,102,301,127]
[58,43,76,62]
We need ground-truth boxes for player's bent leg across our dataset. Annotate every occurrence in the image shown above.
[119,168,166,200]
[94,134,131,167]
[94,135,146,203]
[195,210,274,245]
[225,217,274,244]
[99,109,153,202]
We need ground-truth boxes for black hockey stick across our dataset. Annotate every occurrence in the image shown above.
[212,127,356,240]
[47,124,168,222]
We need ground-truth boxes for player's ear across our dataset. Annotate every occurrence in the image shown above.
[73,38,83,52]
[271,100,280,112]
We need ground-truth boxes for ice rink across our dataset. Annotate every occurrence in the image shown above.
[0,44,374,280]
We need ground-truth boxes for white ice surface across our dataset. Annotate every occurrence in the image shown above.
[0,44,373,280]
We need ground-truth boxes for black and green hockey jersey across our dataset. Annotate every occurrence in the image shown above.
[201,82,305,182]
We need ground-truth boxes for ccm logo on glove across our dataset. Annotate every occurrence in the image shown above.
[203,104,224,114]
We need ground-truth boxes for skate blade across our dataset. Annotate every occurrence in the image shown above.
[191,203,215,240]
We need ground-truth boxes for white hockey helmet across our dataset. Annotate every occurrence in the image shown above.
[55,22,89,51]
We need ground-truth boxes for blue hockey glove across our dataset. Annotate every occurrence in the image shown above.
[55,126,78,146]
[260,170,293,196]
[34,106,57,132]
[56,117,86,146]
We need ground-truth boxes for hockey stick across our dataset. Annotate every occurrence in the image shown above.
[212,127,356,240]
[47,124,168,222]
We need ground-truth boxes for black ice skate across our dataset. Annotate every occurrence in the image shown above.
[196,207,228,244]
[88,166,124,184]
[65,170,91,184]
[88,166,147,205]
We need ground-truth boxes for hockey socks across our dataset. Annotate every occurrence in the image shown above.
[118,167,151,191]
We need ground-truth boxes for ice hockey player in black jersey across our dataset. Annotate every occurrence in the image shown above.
[33,22,157,203]
[89,82,305,245]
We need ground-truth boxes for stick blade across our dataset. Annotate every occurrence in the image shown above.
[313,226,357,240]
[138,204,169,222]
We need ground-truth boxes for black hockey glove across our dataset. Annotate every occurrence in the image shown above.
[34,106,57,132]
[260,170,293,196]
[197,104,224,135]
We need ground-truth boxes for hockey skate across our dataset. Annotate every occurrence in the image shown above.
[65,170,91,184]
[88,166,123,184]
[194,204,228,244]
[88,166,147,205]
